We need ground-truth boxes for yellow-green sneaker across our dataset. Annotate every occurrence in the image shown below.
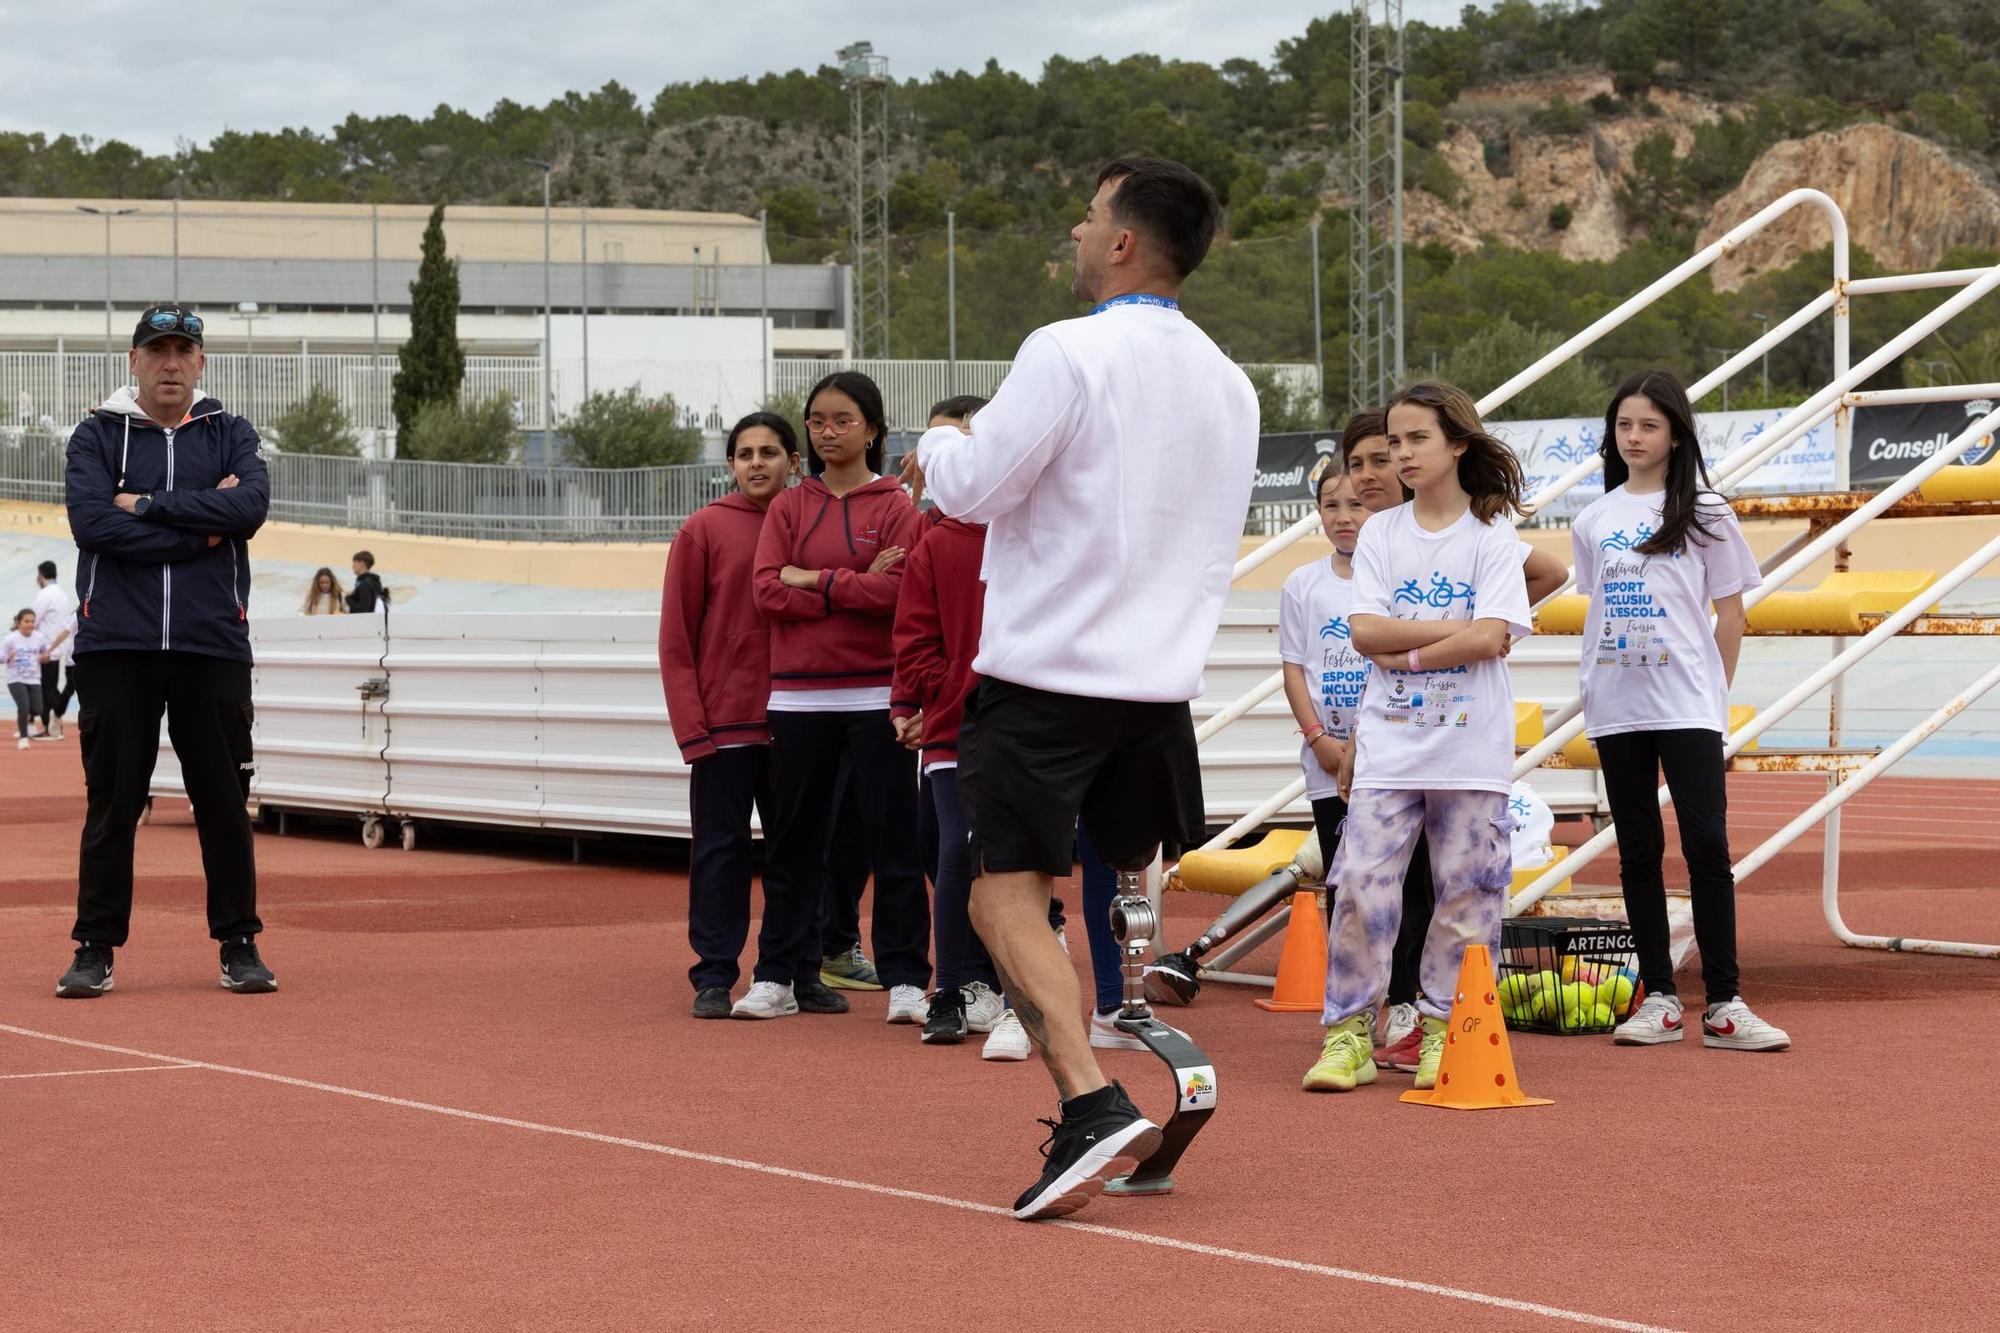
[1412,1015,1447,1089]
[819,944,884,991]
[1301,1014,1378,1092]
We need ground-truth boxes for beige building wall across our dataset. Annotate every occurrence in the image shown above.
[0,198,766,266]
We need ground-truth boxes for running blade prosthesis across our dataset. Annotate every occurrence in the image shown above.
[1103,880,1217,1196]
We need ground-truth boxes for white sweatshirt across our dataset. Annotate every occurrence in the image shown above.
[917,302,1259,703]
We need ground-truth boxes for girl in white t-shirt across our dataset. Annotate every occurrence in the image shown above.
[1279,464,1373,876]
[1573,370,1788,1052]
[5,608,51,750]
[1303,381,1533,1094]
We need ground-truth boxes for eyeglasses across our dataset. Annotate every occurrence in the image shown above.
[806,414,862,435]
[145,309,204,336]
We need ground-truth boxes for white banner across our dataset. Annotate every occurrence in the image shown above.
[1493,409,1839,519]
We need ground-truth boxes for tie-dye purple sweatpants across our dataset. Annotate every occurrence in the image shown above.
[1322,787,1514,1025]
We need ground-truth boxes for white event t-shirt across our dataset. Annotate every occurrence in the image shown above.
[1278,557,1370,801]
[4,630,49,686]
[1570,485,1761,738]
[1349,505,1534,795]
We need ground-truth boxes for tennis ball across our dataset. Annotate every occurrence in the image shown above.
[1606,974,1636,1015]
[1497,975,1532,1010]
[1560,956,1577,983]
[1558,982,1591,1025]
[1592,1002,1616,1028]
[1533,969,1561,998]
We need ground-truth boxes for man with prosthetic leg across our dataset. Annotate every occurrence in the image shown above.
[906,157,1257,1220]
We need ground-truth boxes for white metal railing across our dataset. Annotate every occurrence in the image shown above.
[1188,188,2000,963]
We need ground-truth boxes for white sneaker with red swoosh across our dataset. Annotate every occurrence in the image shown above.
[1702,998,1791,1051]
[1613,993,1684,1045]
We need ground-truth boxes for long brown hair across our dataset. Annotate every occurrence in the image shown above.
[1601,369,1722,557]
[1385,380,1526,522]
[302,566,346,614]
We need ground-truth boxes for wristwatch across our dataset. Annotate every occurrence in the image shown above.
[133,493,154,516]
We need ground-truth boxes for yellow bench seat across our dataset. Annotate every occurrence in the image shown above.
[1172,828,1310,896]
[1747,570,1939,634]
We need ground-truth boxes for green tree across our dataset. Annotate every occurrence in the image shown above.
[1437,317,1613,422]
[1242,365,1327,433]
[266,385,360,456]
[561,386,702,468]
[391,204,465,439]
[402,394,518,464]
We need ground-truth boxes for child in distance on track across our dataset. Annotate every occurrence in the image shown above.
[1572,370,1788,1052]
[660,412,799,1019]
[5,608,50,750]
[1303,380,1534,1093]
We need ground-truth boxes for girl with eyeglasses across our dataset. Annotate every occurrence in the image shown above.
[742,372,931,1022]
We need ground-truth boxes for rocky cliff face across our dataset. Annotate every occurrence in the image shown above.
[1695,124,2000,289]
[1402,85,2000,286]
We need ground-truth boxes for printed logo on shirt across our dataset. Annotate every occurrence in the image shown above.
[1599,524,1654,553]
[1393,572,1476,612]
[1318,616,1351,641]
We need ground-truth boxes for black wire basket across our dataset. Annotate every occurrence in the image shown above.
[1495,917,1641,1035]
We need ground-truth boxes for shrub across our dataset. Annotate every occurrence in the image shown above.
[266,385,360,456]
[560,386,703,469]
[1548,202,1574,231]
[400,393,518,464]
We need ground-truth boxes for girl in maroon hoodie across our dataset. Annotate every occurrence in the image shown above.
[891,395,1022,1058]
[746,371,930,1021]
[661,412,800,1020]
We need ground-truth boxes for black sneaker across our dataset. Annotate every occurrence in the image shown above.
[1012,1081,1162,1221]
[1142,950,1201,1006]
[794,977,850,1014]
[692,986,732,1019]
[219,937,277,993]
[56,943,114,998]
[921,987,969,1045]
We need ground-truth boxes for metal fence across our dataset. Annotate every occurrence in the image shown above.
[2,350,547,436]
[0,437,733,543]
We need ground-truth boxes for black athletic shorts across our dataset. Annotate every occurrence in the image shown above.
[957,677,1206,878]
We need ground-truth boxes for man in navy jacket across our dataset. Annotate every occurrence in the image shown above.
[57,303,278,998]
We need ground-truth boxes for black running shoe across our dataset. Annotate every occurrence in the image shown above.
[794,977,850,1014]
[921,988,968,1045]
[219,937,277,993]
[56,943,114,998]
[1012,1081,1162,1221]
[692,986,732,1019]
[1142,951,1201,1007]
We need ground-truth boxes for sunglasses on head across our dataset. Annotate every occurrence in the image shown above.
[145,309,203,336]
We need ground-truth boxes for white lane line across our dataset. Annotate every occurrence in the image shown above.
[0,1062,196,1081]
[0,1023,1677,1333]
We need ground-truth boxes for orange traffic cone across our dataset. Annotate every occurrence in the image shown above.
[1252,891,1328,1013]
[1400,944,1553,1110]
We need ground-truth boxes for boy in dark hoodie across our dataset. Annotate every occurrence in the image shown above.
[660,412,802,1019]
[746,371,930,1022]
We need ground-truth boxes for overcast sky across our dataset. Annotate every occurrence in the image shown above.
[0,0,1471,154]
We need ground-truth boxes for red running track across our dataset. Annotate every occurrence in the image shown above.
[2,744,1997,1331]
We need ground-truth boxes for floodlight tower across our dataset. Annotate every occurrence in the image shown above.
[839,40,892,360]
[1347,0,1405,411]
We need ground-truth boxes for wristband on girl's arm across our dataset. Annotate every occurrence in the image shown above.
[1300,723,1327,745]
[1407,647,1422,672]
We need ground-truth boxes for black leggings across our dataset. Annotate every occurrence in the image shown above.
[1596,728,1740,1006]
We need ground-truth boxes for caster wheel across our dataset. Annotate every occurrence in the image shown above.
[361,817,385,850]
[399,821,417,852]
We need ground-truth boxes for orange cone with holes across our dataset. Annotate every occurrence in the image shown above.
[1400,944,1553,1110]
[1252,892,1329,1013]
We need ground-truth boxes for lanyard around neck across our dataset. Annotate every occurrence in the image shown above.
[1089,293,1181,315]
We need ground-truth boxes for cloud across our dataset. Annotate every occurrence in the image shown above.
[0,0,1470,153]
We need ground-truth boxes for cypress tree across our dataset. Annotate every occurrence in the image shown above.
[392,203,465,441]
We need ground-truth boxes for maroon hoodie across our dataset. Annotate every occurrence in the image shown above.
[753,474,923,693]
[891,513,987,765]
[659,491,773,762]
